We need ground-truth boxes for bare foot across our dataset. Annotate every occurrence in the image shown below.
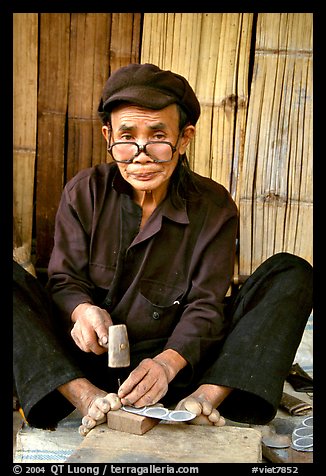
[58,378,122,436]
[175,384,233,427]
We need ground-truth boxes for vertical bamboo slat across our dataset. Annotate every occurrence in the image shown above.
[13,219,36,276]
[36,13,70,267]
[230,14,254,204]
[188,13,222,178]
[106,13,142,162]
[67,13,111,180]
[13,13,38,262]
[210,14,252,198]
[239,13,313,275]
[109,13,141,73]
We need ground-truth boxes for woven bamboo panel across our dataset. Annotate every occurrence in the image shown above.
[13,13,38,262]
[34,13,141,267]
[13,13,313,271]
[141,13,253,203]
[239,13,313,274]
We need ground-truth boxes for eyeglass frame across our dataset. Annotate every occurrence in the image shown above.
[107,131,184,164]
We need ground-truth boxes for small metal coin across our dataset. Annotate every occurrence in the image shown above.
[168,410,197,422]
[143,407,170,418]
[302,416,313,428]
[122,405,147,414]
[291,436,313,452]
[293,427,313,438]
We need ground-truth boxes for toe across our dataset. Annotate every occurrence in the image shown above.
[88,406,105,420]
[207,409,220,423]
[183,397,202,416]
[82,415,97,429]
[192,414,214,426]
[79,424,90,437]
[201,400,213,416]
[106,393,121,411]
[94,396,111,413]
[213,415,226,427]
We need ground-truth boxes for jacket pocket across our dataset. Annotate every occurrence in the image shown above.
[89,262,116,288]
[125,279,185,341]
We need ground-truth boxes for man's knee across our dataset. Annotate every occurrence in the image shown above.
[264,252,312,281]
[263,253,313,312]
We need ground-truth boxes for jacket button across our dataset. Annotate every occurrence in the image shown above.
[152,311,160,320]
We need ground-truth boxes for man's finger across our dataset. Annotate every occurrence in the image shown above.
[98,335,108,347]
[118,365,148,398]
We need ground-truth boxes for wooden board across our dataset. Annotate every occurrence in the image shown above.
[67,423,262,463]
[107,409,159,435]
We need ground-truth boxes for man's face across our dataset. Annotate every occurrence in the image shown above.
[102,104,194,196]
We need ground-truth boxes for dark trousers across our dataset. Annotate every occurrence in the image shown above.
[13,253,313,428]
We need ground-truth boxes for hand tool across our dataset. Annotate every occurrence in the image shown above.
[280,391,312,416]
[108,324,130,389]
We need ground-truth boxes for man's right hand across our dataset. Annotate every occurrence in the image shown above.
[70,303,113,355]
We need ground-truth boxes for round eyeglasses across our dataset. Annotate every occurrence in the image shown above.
[107,140,177,164]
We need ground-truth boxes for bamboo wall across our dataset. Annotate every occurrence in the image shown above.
[13,13,313,276]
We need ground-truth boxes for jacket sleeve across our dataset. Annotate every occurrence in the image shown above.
[47,178,96,325]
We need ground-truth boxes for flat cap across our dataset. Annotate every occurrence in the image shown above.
[98,63,201,125]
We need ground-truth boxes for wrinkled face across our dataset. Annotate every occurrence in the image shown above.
[102,104,195,196]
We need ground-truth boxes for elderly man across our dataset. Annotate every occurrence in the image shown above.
[13,64,312,435]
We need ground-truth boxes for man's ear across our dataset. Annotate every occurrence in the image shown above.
[102,125,110,141]
[179,125,196,154]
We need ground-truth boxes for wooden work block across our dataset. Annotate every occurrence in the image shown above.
[67,423,262,463]
[106,409,159,435]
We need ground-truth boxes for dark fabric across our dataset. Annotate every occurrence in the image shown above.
[13,261,83,427]
[98,63,201,126]
[201,252,313,424]
[47,162,238,372]
[13,252,312,428]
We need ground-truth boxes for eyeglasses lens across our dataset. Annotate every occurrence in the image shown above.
[110,142,173,163]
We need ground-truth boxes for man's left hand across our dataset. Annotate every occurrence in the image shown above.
[117,358,170,407]
[118,349,187,407]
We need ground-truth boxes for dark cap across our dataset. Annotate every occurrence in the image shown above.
[98,63,201,125]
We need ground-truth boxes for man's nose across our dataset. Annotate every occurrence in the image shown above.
[132,145,153,163]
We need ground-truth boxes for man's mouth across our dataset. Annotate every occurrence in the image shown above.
[127,170,161,181]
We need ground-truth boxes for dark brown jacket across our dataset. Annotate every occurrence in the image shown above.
[47,163,238,371]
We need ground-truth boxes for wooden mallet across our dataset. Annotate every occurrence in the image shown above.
[106,324,160,434]
[108,324,130,376]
